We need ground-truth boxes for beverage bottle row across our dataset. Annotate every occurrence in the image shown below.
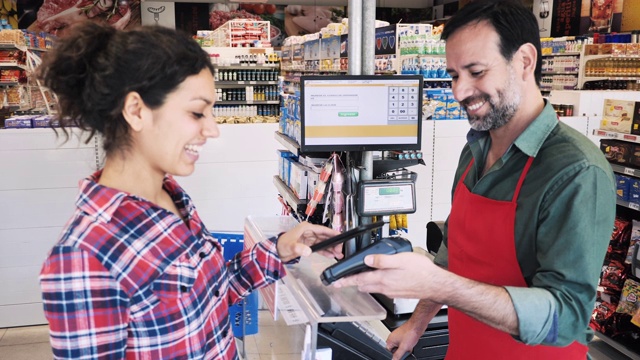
[214,69,278,82]
[213,105,280,117]
[216,86,278,102]
[584,58,640,77]
[251,86,279,101]
[583,80,640,91]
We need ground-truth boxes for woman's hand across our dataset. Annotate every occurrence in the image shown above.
[276,222,343,262]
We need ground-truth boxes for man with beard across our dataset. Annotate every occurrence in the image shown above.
[333,1,616,359]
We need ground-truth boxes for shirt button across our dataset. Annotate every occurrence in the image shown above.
[274,270,279,278]
[222,330,228,337]
[214,290,220,297]
[199,252,206,258]
[180,285,188,292]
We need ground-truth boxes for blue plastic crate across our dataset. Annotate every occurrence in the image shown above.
[211,232,259,337]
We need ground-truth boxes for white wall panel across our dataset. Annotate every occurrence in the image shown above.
[0,265,43,305]
[0,188,78,230]
[0,303,46,328]
[560,116,589,137]
[0,227,61,268]
[0,128,94,151]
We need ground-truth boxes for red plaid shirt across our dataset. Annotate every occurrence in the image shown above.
[40,172,285,359]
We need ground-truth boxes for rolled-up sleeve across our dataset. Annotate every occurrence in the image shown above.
[508,165,615,346]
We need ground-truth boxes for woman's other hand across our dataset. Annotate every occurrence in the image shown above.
[276,222,343,262]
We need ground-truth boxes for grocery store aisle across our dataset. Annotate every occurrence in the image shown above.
[0,310,633,359]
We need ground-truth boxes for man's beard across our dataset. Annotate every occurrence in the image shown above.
[461,70,521,131]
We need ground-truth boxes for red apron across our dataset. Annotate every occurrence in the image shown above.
[446,157,588,359]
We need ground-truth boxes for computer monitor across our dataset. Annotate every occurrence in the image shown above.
[299,75,423,153]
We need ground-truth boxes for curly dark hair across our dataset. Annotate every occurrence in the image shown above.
[441,0,542,86]
[37,22,214,156]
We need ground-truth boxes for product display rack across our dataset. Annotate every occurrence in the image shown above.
[540,51,582,94]
[213,62,281,118]
[578,54,640,90]
[593,128,640,359]
[0,43,28,110]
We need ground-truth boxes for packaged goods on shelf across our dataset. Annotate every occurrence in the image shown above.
[600,99,638,134]
[0,30,25,47]
[616,174,632,201]
[4,115,32,128]
[540,36,587,55]
[0,49,25,65]
[0,69,23,83]
[601,140,633,165]
[209,20,270,48]
[2,114,57,129]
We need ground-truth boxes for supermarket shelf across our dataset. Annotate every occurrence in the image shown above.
[0,81,19,86]
[584,76,640,82]
[542,52,581,57]
[541,71,579,75]
[0,43,26,51]
[540,85,577,91]
[595,332,640,359]
[274,131,299,155]
[593,129,640,144]
[216,81,278,86]
[273,175,306,209]
[214,64,279,70]
[584,54,640,60]
[616,198,640,211]
[216,100,279,105]
[611,163,640,178]
[0,62,27,70]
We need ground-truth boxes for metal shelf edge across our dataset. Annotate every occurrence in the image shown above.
[595,332,640,360]
[274,131,300,155]
[273,175,305,208]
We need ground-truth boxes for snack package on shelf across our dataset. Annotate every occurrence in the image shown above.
[615,278,640,317]
[0,29,25,46]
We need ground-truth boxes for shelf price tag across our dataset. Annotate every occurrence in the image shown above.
[605,132,618,139]
[623,134,638,142]
[629,202,640,211]
[624,167,635,176]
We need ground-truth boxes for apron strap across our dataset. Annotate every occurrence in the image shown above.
[512,157,535,202]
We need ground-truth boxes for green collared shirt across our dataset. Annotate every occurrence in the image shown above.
[434,101,616,347]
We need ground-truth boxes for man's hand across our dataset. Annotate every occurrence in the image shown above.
[276,222,342,263]
[332,252,445,299]
[387,299,443,360]
[387,322,422,360]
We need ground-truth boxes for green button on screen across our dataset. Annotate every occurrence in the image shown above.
[338,112,358,117]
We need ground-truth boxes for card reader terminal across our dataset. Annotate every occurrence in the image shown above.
[321,237,413,285]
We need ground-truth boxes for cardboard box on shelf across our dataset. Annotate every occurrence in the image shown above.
[631,102,640,136]
[601,139,633,165]
[600,99,637,134]
[289,161,309,200]
[616,174,631,202]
